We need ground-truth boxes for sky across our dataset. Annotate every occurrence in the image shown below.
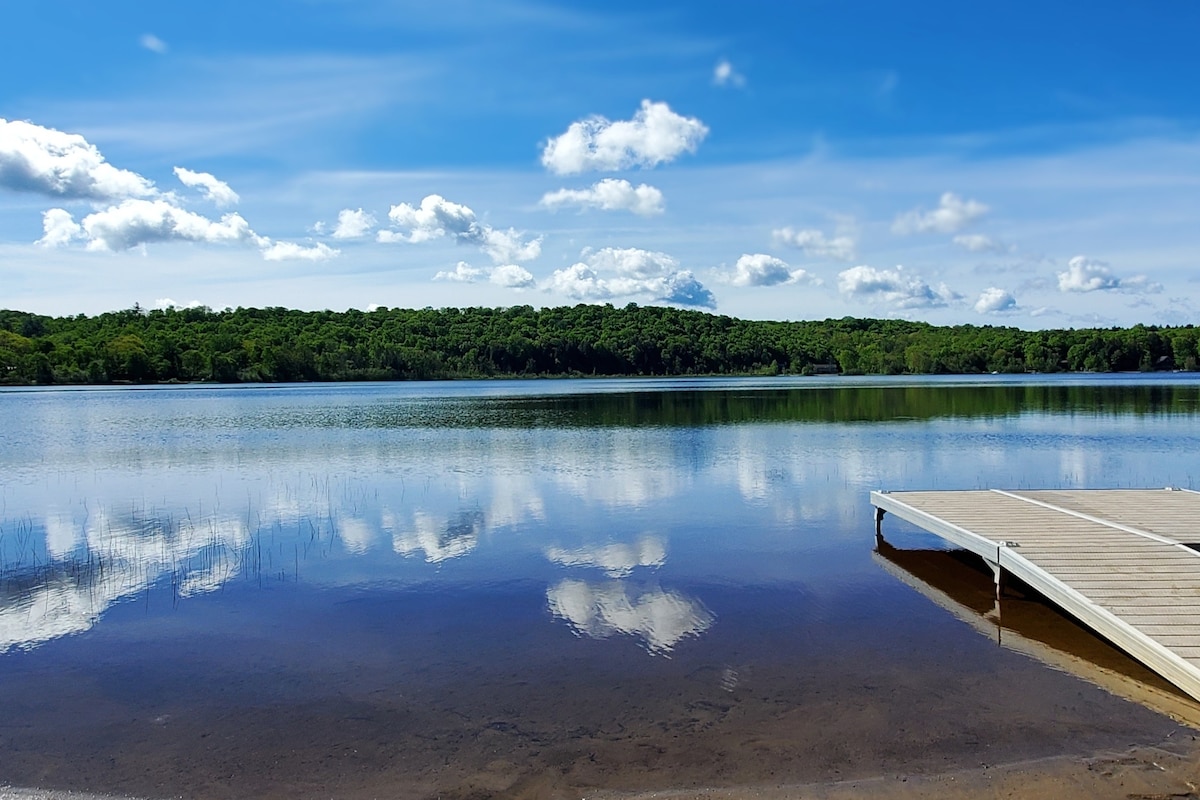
[1,0,1198,328]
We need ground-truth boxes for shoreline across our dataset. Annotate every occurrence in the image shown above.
[5,736,1199,800]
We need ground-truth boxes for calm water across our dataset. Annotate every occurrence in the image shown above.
[2,375,1200,799]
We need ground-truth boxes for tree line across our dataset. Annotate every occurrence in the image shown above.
[0,303,1196,385]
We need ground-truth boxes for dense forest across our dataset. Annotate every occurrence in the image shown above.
[0,303,1196,385]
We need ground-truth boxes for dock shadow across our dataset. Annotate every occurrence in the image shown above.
[873,535,1200,728]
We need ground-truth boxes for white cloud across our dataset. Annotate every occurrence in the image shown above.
[478,226,543,264]
[433,261,485,282]
[545,246,715,308]
[173,166,239,207]
[892,192,988,235]
[260,241,339,262]
[545,263,608,300]
[713,59,745,88]
[37,208,82,247]
[380,193,542,263]
[490,264,535,288]
[433,260,533,289]
[139,33,168,54]
[772,226,856,261]
[974,287,1017,314]
[0,118,156,200]
[1056,255,1161,293]
[59,198,262,251]
[331,207,377,239]
[539,178,665,216]
[727,253,820,288]
[383,193,475,243]
[39,197,337,262]
[953,233,1010,253]
[155,298,204,310]
[838,265,962,309]
[541,99,709,175]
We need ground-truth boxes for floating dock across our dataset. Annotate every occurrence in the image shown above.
[870,488,1200,703]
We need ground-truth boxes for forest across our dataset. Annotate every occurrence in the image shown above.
[0,303,1196,385]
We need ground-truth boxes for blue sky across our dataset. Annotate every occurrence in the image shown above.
[2,0,1198,327]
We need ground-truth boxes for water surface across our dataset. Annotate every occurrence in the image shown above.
[2,375,1199,798]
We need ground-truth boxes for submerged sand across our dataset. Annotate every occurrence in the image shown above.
[5,736,1200,800]
[6,536,1200,799]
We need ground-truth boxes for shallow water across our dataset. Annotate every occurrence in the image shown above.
[1,375,1199,799]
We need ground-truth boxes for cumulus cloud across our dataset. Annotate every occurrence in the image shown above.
[541,100,708,175]
[1056,255,1161,293]
[379,194,542,264]
[155,298,204,310]
[545,246,715,308]
[54,198,261,251]
[261,241,338,262]
[490,264,535,288]
[0,118,155,200]
[892,192,988,235]
[38,198,338,261]
[540,178,664,216]
[953,233,1010,253]
[433,261,533,289]
[173,167,239,207]
[838,265,962,309]
[772,226,856,261]
[382,193,473,244]
[331,207,377,239]
[38,208,82,247]
[974,287,1018,314]
[713,59,746,88]
[545,263,608,300]
[434,261,485,283]
[478,226,542,264]
[726,254,820,288]
[139,33,168,54]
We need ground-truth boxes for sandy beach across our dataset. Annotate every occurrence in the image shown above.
[4,734,1200,800]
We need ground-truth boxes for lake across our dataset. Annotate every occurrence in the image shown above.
[2,375,1200,799]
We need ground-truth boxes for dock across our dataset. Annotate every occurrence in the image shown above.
[870,488,1200,703]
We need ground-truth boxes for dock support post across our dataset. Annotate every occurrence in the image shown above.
[987,544,1007,600]
[874,507,886,540]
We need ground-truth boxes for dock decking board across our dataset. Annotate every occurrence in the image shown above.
[871,488,1200,703]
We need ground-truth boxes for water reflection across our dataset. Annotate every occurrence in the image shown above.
[545,535,667,577]
[3,378,1200,797]
[873,536,1200,727]
[0,508,249,653]
[293,380,1200,429]
[1,501,499,651]
[389,509,483,563]
[547,579,713,655]
[543,533,711,653]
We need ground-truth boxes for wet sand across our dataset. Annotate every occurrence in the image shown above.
[5,736,1200,800]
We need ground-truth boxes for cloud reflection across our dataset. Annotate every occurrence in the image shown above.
[545,535,666,577]
[389,509,482,563]
[547,578,713,655]
[0,509,248,653]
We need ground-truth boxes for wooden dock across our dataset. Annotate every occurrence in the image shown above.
[870,488,1200,703]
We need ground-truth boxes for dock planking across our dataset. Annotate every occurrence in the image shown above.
[870,488,1200,704]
